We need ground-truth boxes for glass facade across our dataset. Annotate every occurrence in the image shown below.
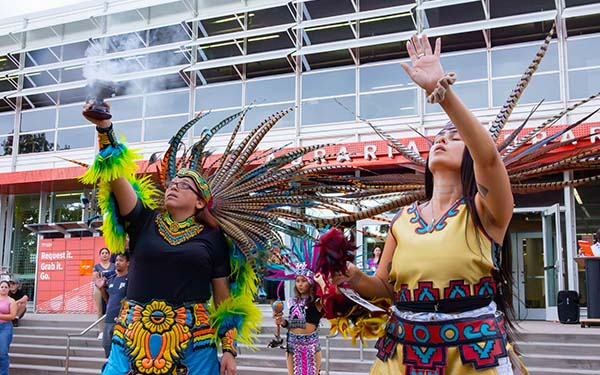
[11,194,40,301]
[0,0,599,314]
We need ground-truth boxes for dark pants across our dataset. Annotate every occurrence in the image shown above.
[103,322,115,358]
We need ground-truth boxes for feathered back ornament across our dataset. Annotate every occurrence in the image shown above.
[148,108,374,266]
[308,23,600,226]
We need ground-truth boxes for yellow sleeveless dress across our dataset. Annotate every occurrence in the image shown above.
[370,199,515,375]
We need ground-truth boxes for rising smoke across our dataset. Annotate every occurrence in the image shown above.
[83,25,190,97]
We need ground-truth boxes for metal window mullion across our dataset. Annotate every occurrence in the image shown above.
[0,195,8,266]
[251,100,295,109]
[569,65,600,73]
[563,170,578,291]
[492,70,559,81]
[240,11,249,131]
[57,43,64,108]
[3,195,15,275]
[12,50,26,167]
[555,0,569,108]
[417,0,425,124]
[354,0,360,119]
[487,47,492,110]
[361,86,419,96]
[295,1,303,140]
[302,93,356,102]
[188,19,199,146]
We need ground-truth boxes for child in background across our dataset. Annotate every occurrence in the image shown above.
[274,270,323,375]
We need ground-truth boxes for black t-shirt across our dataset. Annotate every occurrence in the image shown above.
[124,200,230,305]
[9,289,25,301]
[105,274,128,322]
[305,301,322,326]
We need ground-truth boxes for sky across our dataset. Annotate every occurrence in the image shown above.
[0,0,88,20]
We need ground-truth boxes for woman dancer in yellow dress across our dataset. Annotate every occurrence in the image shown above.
[336,34,525,375]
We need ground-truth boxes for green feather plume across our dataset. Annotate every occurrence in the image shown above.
[208,295,262,348]
[80,143,141,185]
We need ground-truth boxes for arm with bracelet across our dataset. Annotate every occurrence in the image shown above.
[82,100,141,221]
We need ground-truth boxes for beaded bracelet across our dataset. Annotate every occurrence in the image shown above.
[96,124,119,149]
[220,328,238,357]
[426,72,457,104]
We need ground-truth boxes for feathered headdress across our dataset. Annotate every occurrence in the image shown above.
[264,235,318,284]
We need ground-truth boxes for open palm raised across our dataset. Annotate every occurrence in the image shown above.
[400,34,444,94]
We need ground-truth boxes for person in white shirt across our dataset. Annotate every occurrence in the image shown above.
[592,229,600,256]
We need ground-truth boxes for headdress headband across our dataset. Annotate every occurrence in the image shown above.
[295,263,315,285]
[176,168,213,207]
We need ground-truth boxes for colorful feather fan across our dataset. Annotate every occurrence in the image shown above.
[305,23,600,226]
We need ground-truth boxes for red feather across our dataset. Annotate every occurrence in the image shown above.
[315,228,356,277]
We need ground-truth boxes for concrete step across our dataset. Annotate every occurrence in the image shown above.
[10,353,104,370]
[12,334,102,347]
[516,341,600,357]
[11,343,104,357]
[15,318,96,330]
[240,347,376,362]
[12,325,99,337]
[527,367,600,375]
[236,365,370,375]
[516,332,600,345]
[12,315,600,375]
[259,325,332,336]
[250,333,376,349]
[521,353,600,371]
[10,363,98,375]
[236,353,372,373]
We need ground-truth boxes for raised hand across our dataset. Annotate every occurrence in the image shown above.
[400,34,443,94]
[82,100,112,128]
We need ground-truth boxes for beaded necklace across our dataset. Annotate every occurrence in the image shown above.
[155,212,204,246]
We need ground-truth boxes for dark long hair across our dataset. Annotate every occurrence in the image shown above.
[425,148,518,342]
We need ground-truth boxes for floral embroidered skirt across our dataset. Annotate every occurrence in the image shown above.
[102,299,219,375]
[286,330,321,375]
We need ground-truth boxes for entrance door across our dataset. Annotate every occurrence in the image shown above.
[513,232,546,320]
[512,205,564,320]
[356,218,390,275]
[542,204,564,321]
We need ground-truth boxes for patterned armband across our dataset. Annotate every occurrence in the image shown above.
[96,124,119,149]
[220,328,238,357]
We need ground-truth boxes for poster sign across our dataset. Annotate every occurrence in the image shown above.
[36,237,107,313]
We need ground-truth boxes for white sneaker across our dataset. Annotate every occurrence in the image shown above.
[97,332,103,340]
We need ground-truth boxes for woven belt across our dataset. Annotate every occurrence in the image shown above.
[375,310,508,375]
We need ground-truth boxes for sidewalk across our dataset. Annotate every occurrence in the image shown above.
[517,320,600,335]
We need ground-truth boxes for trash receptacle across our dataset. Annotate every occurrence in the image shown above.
[557,290,580,324]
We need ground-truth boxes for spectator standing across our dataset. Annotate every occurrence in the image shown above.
[366,247,382,275]
[93,248,115,340]
[0,281,16,375]
[8,280,27,327]
[99,253,129,358]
